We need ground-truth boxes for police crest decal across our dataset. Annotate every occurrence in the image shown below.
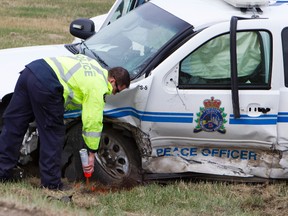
[194,97,227,134]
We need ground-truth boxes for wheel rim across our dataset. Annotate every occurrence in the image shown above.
[95,134,129,179]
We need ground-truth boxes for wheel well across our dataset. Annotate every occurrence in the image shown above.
[0,93,13,132]
[64,118,151,158]
[0,93,13,107]
[65,119,135,147]
[62,120,143,185]
[103,120,151,156]
[105,122,133,138]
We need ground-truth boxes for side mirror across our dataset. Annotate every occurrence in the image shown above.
[69,18,95,40]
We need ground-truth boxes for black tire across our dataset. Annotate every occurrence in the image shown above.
[62,122,142,187]
[61,122,84,181]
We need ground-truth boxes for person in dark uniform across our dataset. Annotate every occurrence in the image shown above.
[0,54,130,190]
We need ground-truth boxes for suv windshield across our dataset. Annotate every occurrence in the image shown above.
[81,3,191,79]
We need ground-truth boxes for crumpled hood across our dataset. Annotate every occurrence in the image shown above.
[0,44,72,99]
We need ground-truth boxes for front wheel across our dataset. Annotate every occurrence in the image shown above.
[62,122,142,187]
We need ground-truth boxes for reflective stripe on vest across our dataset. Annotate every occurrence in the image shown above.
[82,131,101,138]
[49,55,108,108]
[68,55,108,85]
[49,57,78,108]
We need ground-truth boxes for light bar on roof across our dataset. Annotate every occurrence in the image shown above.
[223,0,269,7]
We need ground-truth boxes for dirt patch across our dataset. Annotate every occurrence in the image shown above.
[0,201,46,216]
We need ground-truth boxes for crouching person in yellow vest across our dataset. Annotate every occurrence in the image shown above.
[0,54,130,190]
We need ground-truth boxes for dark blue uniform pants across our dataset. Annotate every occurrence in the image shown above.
[0,68,65,189]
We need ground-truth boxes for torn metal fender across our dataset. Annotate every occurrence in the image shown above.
[142,147,288,179]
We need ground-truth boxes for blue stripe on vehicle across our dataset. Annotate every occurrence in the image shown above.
[271,1,288,5]
[275,0,288,3]
[64,108,288,125]
[104,107,193,123]
[229,114,278,125]
[277,112,288,122]
[64,110,82,119]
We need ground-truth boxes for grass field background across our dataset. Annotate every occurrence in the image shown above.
[0,0,114,48]
[0,0,288,215]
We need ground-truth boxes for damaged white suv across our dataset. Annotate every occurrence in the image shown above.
[1,0,288,186]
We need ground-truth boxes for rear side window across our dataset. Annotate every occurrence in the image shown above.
[283,27,288,87]
[109,0,138,23]
[179,31,272,89]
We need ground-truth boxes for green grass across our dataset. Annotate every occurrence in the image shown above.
[1,179,288,216]
[0,0,114,48]
[1,1,288,215]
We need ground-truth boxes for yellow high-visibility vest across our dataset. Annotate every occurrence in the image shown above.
[45,54,113,151]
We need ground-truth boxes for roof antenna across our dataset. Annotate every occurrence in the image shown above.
[224,0,268,17]
[240,5,262,17]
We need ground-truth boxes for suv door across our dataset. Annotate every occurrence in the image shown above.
[142,20,279,178]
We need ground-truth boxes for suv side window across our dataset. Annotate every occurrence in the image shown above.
[179,31,271,89]
[282,27,288,87]
[110,0,137,23]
